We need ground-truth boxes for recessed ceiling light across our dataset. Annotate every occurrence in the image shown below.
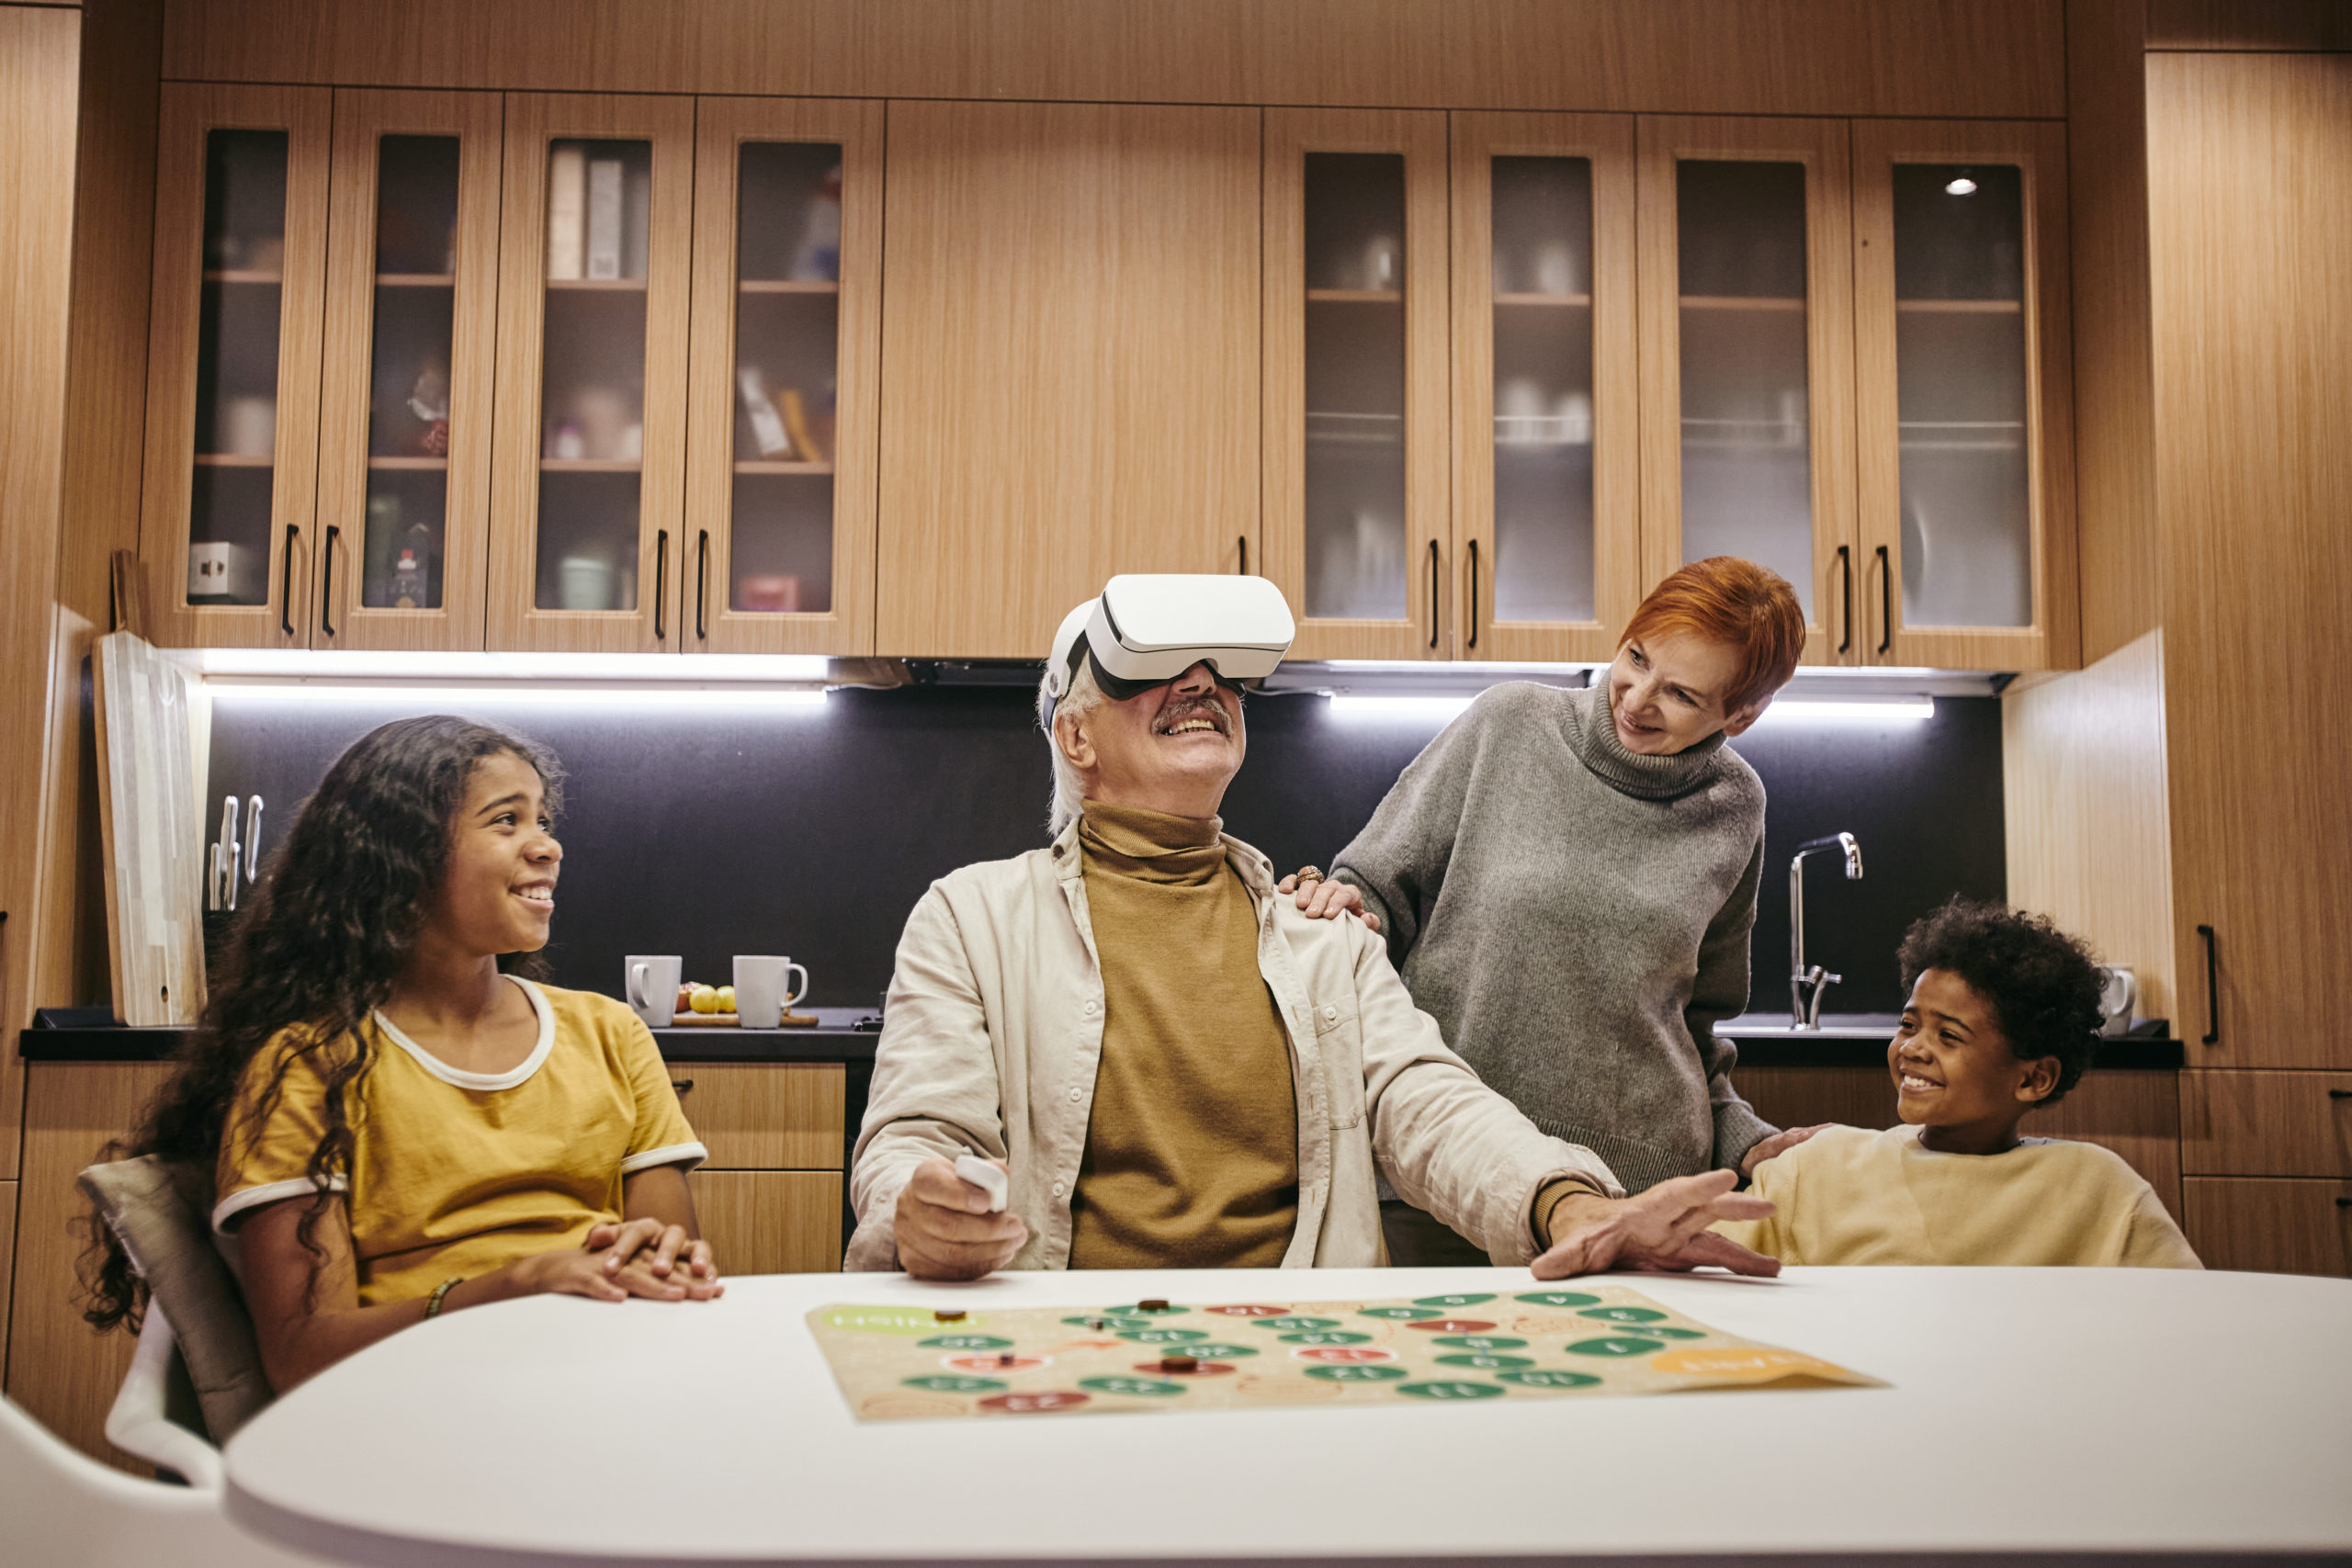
[1945,175,1978,196]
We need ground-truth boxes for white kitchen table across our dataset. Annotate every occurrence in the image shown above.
[224,1265,2352,1567]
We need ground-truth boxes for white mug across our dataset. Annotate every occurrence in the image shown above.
[2094,964,2136,1038]
[625,954,683,1029]
[733,955,808,1029]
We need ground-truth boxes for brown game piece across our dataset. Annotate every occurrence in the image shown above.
[1137,1298,1171,1313]
[997,1352,1016,1367]
[933,1309,967,1322]
[1159,1355,1199,1373]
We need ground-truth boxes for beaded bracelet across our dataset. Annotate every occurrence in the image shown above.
[424,1276,466,1319]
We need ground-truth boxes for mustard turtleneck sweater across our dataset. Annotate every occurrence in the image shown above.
[1067,798,1300,1269]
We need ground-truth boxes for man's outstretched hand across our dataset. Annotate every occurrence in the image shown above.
[1532,1169,1780,1280]
[894,1156,1028,1280]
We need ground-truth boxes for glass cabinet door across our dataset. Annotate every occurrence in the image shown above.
[490,95,694,652]
[1264,109,1450,660]
[1635,118,1857,664]
[684,97,881,655]
[315,90,500,650]
[1450,112,1638,663]
[1854,120,2074,670]
[140,85,330,649]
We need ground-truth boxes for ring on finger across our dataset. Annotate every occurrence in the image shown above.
[1295,865,1324,886]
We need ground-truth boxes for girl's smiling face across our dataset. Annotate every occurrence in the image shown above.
[1890,967,2063,1155]
[424,750,562,958]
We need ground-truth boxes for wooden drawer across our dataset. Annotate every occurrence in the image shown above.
[2180,1070,2352,1178]
[665,1062,843,1170]
[1739,1066,2183,1220]
[2182,1177,2352,1277]
[688,1170,843,1275]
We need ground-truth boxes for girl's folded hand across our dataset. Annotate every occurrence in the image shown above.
[584,1218,724,1300]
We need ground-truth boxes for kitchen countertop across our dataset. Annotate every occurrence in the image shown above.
[20,1010,2181,1068]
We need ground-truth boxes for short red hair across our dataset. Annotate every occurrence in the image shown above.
[1620,557,1804,715]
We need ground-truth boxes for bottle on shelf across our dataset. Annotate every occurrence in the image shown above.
[391,548,424,610]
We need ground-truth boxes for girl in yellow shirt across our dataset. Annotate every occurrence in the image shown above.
[87,716,722,1391]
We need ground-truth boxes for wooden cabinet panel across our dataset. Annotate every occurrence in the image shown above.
[0,1179,17,1371]
[314,88,503,651]
[1634,116,1856,666]
[1262,107,1451,661]
[688,1170,842,1275]
[876,100,1261,659]
[665,1062,843,1171]
[488,92,695,652]
[684,96,882,656]
[2148,55,2352,1071]
[2181,1071,2352,1179]
[139,83,332,650]
[1852,118,2076,671]
[1447,112,1640,663]
[2182,1177,2352,1278]
[1736,1066,2182,1221]
[6,1063,172,1469]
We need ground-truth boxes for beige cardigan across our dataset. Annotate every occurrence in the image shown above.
[845,819,1621,1271]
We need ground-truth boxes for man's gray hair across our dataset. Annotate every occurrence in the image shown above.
[1038,658,1104,839]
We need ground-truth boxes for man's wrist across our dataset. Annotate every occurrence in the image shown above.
[1535,1179,1615,1248]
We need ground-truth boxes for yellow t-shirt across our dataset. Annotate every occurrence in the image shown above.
[1713,1122,2200,1269]
[213,977,707,1303]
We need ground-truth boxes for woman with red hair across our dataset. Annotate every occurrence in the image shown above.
[1287,557,1825,1264]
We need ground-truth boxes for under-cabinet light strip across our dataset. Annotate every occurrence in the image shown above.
[203,682,829,707]
[1326,695,1937,723]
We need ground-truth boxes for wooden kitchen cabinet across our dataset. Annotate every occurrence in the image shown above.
[688,1171,843,1275]
[138,83,331,650]
[664,1062,843,1171]
[488,93,695,652]
[1852,119,2076,671]
[684,96,882,656]
[2180,1071,2352,1179]
[6,1062,173,1469]
[2182,1177,2352,1278]
[1263,108,1451,661]
[313,88,503,651]
[1636,116,1858,666]
[876,100,1261,659]
[1447,112,1641,664]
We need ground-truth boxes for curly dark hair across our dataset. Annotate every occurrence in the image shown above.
[1896,897,2103,1106]
[84,716,565,1332]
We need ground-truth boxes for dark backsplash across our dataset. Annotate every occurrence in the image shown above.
[204,682,2003,1017]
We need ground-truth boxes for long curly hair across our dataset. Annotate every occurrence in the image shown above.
[84,715,566,1331]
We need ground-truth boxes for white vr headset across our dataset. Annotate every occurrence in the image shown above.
[1046,574,1296,714]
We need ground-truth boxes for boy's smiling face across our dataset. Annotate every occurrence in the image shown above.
[1889,968,2063,1156]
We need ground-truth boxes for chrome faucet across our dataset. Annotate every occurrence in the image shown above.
[1790,832,1863,1028]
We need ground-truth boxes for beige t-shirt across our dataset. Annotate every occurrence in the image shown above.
[214,977,707,1303]
[1713,1122,2200,1269]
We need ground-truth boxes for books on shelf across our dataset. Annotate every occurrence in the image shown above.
[548,146,585,280]
[738,367,794,458]
[586,158,624,281]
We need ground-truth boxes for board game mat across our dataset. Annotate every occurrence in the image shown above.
[809,1285,1881,1421]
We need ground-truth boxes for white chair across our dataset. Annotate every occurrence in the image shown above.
[0,1393,330,1568]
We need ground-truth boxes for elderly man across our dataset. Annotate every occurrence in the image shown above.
[847,576,1775,1280]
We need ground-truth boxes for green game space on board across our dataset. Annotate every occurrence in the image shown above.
[1359,1306,1434,1320]
[1118,1327,1212,1346]
[1515,1291,1601,1308]
[1304,1363,1409,1382]
[1103,1303,1188,1315]
[1435,1353,1534,1370]
[1497,1369,1603,1390]
[1412,1292,1498,1308]
[1396,1380,1507,1401]
[1639,1325,1707,1339]
[1251,1316,1342,1332]
[1078,1376,1186,1398]
[1169,1341,1259,1359]
[902,1374,1007,1393]
[919,1334,1013,1351]
[1063,1314,1156,1331]
[1566,1336,1665,1358]
[1279,1330,1374,1346]
[1432,1334,1527,1351]
[1577,1306,1668,1325]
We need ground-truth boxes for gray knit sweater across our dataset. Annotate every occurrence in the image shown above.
[1332,681,1775,1194]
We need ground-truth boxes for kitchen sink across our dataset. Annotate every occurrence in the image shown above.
[1713,1012,1902,1041]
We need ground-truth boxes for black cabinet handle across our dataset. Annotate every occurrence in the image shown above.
[1836,544,1852,655]
[669,1078,694,1095]
[1427,539,1440,650]
[1874,545,1892,655]
[2198,923,2220,1045]
[695,528,709,639]
[653,530,669,640]
[2336,1197,2352,1209]
[1466,538,1480,650]
[320,525,340,637]
[279,525,300,637]
[1238,534,1248,575]
[2327,1089,2352,1100]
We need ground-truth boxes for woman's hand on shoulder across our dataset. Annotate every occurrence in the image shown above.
[1274,873,1382,934]
[1739,1122,1836,1181]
